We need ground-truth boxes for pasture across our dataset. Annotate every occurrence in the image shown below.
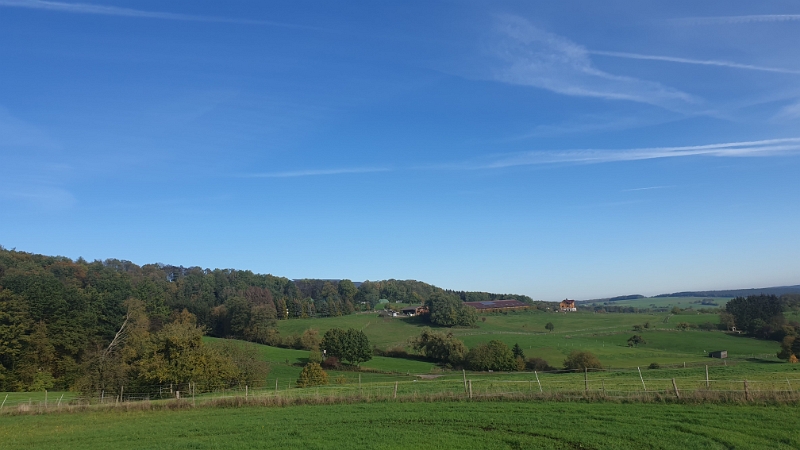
[1,401,798,449]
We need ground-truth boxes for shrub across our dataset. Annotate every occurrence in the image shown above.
[466,340,516,371]
[563,351,603,371]
[648,362,660,369]
[627,334,646,347]
[321,356,341,370]
[676,322,691,331]
[633,325,643,332]
[525,357,555,372]
[296,363,328,388]
[699,322,715,331]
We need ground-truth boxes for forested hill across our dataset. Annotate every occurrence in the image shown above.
[0,247,532,391]
[655,285,800,298]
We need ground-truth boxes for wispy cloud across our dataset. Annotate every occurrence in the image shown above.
[621,186,675,192]
[675,15,800,25]
[775,101,800,120]
[489,15,697,111]
[0,185,76,211]
[242,167,390,178]
[589,50,800,75]
[466,138,800,170]
[0,106,60,149]
[0,0,324,30]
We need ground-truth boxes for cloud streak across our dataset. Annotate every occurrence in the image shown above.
[489,15,697,111]
[675,15,800,25]
[590,50,800,75]
[0,0,323,30]
[242,167,390,178]
[467,138,800,169]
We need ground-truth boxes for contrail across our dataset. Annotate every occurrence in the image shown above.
[590,50,800,75]
[0,0,326,30]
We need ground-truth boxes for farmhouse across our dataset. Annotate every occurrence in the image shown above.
[463,299,529,312]
[401,305,429,316]
[709,350,728,359]
[559,299,577,312]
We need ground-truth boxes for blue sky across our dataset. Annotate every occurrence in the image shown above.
[1,1,799,300]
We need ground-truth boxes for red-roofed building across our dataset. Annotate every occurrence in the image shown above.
[559,299,576,312]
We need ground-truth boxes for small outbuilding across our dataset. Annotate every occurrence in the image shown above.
[401,305,429,317]
[709,350,728,359]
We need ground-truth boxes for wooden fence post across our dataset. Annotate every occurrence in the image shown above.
[638,367,646,392]
[787,378,793,393]
[394,382,398,399]
[535,371,542,393]
[463,369,467,393]
[120,385,124,403]
[705,365,709,388]
[1,394,6,411]
[744,379,750,401]
[468,380,473,399]
[584,368,588,393]
[672,378,680,399]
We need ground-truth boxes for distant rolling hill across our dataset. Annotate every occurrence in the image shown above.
[654,285,800,298]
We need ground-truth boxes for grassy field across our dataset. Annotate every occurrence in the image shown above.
[1,401,798,449]
[271,309,779,370]
[1,308,796,448]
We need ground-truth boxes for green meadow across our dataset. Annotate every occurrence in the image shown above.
[2,401,799,449]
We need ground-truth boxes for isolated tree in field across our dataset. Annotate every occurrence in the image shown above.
[296,362,328,387]
[563,351,603,371]
[465,340,517,371]
[321,328,372,366]
[425,292,477,327]
[545,322,554,333]
[410,328,467,366]
[627,335,646,347]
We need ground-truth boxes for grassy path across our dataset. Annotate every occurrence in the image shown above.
[1,401,798,449]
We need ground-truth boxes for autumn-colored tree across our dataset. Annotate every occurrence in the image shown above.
[296,362,328,387]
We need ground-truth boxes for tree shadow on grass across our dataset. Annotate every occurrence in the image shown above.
[744,358,783,364]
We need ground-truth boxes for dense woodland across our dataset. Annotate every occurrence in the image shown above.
[0,247,534,392]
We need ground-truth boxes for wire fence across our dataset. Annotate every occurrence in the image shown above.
[3,362,799,414]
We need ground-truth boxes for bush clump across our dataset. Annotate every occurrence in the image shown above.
[296,363,328,387]
[563,351,603,371]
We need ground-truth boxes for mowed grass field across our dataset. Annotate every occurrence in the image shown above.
[2,401,799,449]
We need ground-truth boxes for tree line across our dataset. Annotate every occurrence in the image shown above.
[0,247,535,391]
